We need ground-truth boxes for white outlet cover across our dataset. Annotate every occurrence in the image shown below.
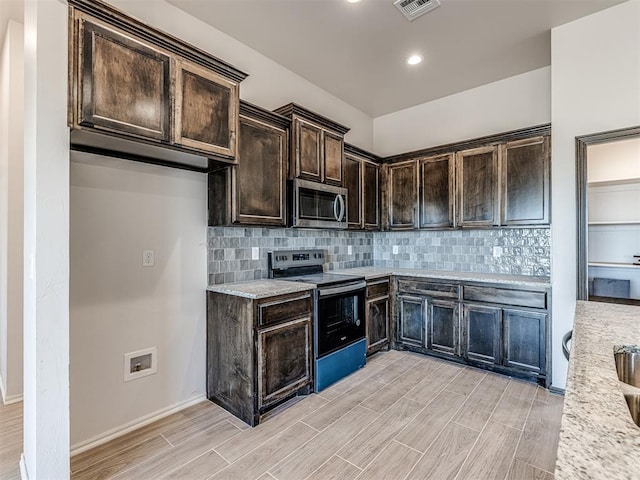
[493,246,503,257]
[393,245,399,254]
[252,247,259,260]
[348,245,353,255]
[124,347,157,382]
[142,249,155,267]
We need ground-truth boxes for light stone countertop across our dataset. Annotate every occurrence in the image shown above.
[332,266,550,288]
[207,280,313,299]
[555,300,640,480]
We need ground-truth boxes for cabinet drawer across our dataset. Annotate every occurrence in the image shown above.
[257,294,312,327]
[367,278,390,299]
[397,278,459,299]
[463,285,546,309]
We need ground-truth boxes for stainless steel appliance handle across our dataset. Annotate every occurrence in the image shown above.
[562,330,572,360]
[337,194,345,222]
[318,281,366,297]
[333,194,340,221]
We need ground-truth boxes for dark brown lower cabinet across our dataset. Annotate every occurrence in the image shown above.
[258,317,312,410]
[398,295,426,348]
[428,300,459,357]
[366,277,390,355]
[394,276,550,386]
[207,290,313,426]
[503,308,546,374]
[463,304,501,365]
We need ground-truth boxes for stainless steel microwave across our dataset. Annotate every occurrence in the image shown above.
[291,179,348,229]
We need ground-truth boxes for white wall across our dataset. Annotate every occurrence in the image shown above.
[373,66,551,156]
[107,0,374,151]
[0,20,23,404]
[551,0,640,389]
[23,0,70,477]
[588,137,640,183]
[70,154,207,448]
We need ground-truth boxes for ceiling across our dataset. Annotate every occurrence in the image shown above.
[166,0,625,117]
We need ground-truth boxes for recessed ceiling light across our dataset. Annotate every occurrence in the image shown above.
[346,0,361,3]
[406,54,423,66]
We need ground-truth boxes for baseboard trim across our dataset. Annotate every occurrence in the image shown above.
[20,454,29,480]
[2,392,24,405]
[70,394,206,456]
[549,385,566,395]
[0,374,23,405]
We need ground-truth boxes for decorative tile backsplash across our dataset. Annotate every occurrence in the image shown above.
[207,226,551,285]
[207,227,374,284]
[374,228,550,276]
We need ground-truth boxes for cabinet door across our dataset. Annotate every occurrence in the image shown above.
[456,146,499,227]
[363,162,380,230]
[324,131,344,186]
[420,154,454,228]
[344,154,363,229]
[76,16,171,141]
[366,296,389,354]
[501,137,550,225]
[398,295,426,348]
[427,300,459,357]
[174,60,239,158]
[503,309,546,373]
[294,119,323,182]
[258,317,312,410]
[463,304,501,365]
[234,115,287,225]
[388,161,418,230]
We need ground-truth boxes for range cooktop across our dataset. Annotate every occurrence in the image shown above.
[282,272,365,287]
[268,249,364,287]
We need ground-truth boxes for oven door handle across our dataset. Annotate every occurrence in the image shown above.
[318,281,367,297]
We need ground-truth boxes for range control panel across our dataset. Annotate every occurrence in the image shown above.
[269,249,325,271]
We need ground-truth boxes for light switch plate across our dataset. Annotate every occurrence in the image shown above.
[348,246,353,255]
[393,245,399,254]
[493,246,503,257]
[252,247,259,260]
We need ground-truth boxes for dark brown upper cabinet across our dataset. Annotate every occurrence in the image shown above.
[419,153,455,228]
[344,153,363,229]
[68,1,247,168]
[387,160,418,230]
[364,162,381,230]
[500,136,550,226]
[456,146,499,227]
[274,104,350,186]
[74,16,171,142]
[209,102,289,227]
[344,144,381,230]
[174,60,239,159]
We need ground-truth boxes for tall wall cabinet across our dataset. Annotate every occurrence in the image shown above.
[209,102,289,227]
[344,144,381,230]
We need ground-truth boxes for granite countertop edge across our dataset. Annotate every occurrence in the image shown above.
[207,268,550,298]
[207,280,314,299]
[555,300,640,480]
[331,267,550,288]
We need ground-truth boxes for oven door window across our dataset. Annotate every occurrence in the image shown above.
[317,291,365,358]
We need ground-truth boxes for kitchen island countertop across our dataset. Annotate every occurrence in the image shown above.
[555,300,640,479]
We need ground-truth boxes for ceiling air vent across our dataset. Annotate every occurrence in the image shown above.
[394,0,441,21]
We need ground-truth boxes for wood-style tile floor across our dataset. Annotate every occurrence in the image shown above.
[3,350,565,480]
[0,399,22,480]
